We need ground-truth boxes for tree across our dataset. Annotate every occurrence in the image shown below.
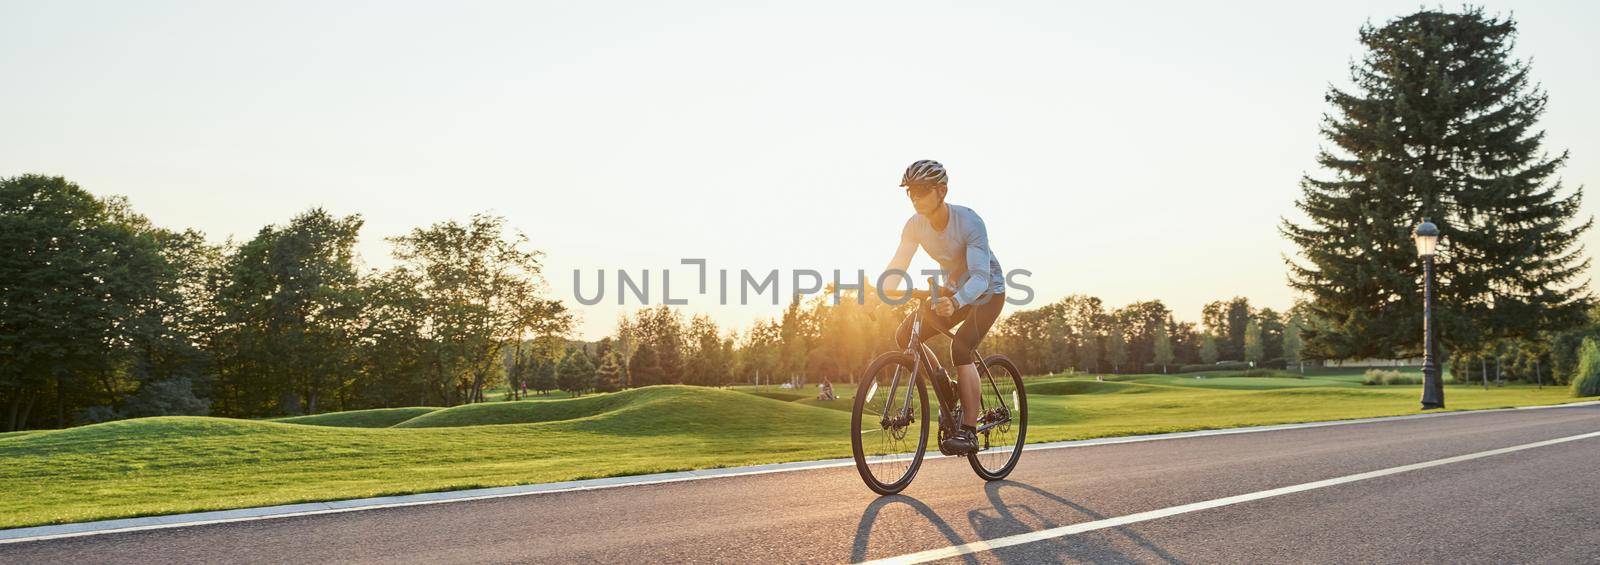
[736,321,781,385]
[1200,298,1254,361]
[1256,308,1286,362]
[1283,312,1306,374]
[594,352,624,393]
[355,267,431,407]
[1106,328,1128,374]
[624,306,685,386]
[628,341,664,388]
[777,297,816,383]
[503,343,532,400]
[684,315,730,386]
[1153,324,1174,373]
[389,214,571,405]
[1079,334,1100,374]
[1550,305,1600,385]
[1283,8,1591,363]
[1570,338,1600,397]
[211,208,366,416]
[1113,300,1174,373]
[557,349,595,396]
[531,357,558,395]
[1244,320,1264,367]
[1199,335,1220,364]
[0,176,189,429]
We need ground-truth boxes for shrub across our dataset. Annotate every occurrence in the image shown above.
[1240,368,1299,378]
[121,377,211,418]
[1176,362,1251,373]
[1571,338,1600,397]
[72,377,211,425]
[1362,369,1422,386]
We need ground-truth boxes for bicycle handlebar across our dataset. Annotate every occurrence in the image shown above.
[874,277,943,303]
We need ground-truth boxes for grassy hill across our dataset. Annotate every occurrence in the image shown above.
[273,407,442,428]
[0,386,850,529]
[1025,380,1159,395]
[1,378,1589,530]
[392,388,656,428]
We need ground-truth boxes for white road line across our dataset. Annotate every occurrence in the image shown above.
[861,429,1600,565]
[2,400,1595,545]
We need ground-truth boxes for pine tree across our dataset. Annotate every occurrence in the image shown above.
[628,342,663,387]
[657,326,684,385]
[557,349,595,396]
[594,352,624,393]
[1283,8,1591,363]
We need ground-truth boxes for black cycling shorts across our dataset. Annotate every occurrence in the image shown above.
[894,293,1005,366]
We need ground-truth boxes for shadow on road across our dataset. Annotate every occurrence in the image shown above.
[969,480,1185,564]
[851,493,978,564]
[848,480,1183,564]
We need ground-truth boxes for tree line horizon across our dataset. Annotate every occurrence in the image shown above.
[4,7,1597,430]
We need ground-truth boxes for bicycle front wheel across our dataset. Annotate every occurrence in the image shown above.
[969,354,1027,481]
[851,351,929,495]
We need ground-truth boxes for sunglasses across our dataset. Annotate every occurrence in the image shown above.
[904,184,940,199]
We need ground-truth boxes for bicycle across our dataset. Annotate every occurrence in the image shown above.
[850,282,1028,495]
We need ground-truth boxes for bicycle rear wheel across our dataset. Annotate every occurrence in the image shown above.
[851,351,929,495]
[968,354,1027,481]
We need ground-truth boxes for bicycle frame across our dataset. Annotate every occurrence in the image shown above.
[878,297,1013,437]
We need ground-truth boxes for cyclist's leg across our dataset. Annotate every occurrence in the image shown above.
[894,299,959,352]
[950,293,1006,427]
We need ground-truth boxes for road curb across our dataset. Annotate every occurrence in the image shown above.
[3,399,1596,544]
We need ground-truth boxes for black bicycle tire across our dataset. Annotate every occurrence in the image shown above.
[851,351,930,495]
[967,354,1028,481]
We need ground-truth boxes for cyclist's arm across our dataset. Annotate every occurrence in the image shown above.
[879,218,918,294]
[952,213,995,308]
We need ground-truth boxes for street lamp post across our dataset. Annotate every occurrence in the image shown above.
[1415,219,1444,409]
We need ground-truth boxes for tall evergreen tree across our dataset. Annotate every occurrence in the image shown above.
[628,341,663,387]
[594,352,624,393]
[557,349,595,396]
[1283,8,1591,363]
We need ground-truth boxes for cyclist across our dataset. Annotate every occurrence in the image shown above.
[878,159,1006,456]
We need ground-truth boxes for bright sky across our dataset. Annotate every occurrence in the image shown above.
[3,1,1596,340]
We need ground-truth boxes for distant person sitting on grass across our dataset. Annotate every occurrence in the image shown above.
[819,378,837,401]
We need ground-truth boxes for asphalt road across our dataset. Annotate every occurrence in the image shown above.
[5,405,1599,564]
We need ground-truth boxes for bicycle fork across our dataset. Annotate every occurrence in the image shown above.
[875,365,917,430]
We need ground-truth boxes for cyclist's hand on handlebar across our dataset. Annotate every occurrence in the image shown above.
[931,297,956,317]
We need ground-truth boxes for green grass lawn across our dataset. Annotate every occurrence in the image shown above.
[1,378,1591,530]
[1111,375,1360,390]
